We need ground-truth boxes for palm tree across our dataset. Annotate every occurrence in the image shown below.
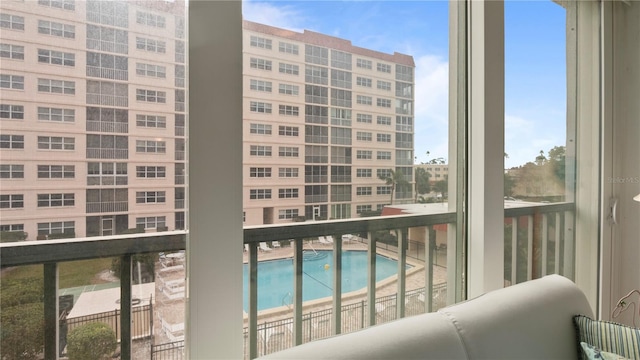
[378,168,409,205]
[415,167,431,202]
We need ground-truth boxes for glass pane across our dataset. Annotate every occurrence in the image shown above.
[241,1,460,357]
[504,1,576,285]
[0,0,187,357]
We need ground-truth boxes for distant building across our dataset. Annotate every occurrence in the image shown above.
[415,164,449,184]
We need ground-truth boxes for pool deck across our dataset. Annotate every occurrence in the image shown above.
[152,239,448,345]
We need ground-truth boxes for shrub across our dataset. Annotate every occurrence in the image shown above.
[0,231,28,242]
[67,322,117,360]
[0,302,44,360]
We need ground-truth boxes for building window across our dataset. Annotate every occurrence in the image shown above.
[305,65,328,85]
[356,168,372,178]
[377,186,392,195]
[331,50,352,70]
[38,136,75,150]
[136,114,166,128]
[304,185,328,203]
[377,169,392,180]
[376,98,392,108]
[37,193,74,207]
[279,41,298,54]
[396,82,413,98]
[136,11,165,28]
[136,37,166,53]
[377,80,391,91]
[377,63,391,73]
[175,40,185,63]
[175,89,185,112]
[396,99,413,115]
[0,194,23,209]
[136,140,166,153]
[331,69,352,89]
[377,116,392,126]
[136,89,166,103]
[0,164,23,179]
[396,64,413,82]
[250,35,272,49]
[356,131,372,142]
[331,146,352,164]
[279,83,298,95]
[87,162,127,185]
[305,85,328,104]
[356,58,372,69]
[278,209,299,220]
[1,105,24,120]
[356,150,372,160]
[249,145,271,156]
[249,189,271,200]
[396,133,413,149]
[356,187,373,196]
[331,89,352,107]
[331,185,352,202]
[356,95,372,105]
[38,49,75,67]
[249,123,272,135]
[279,126,299,137]
[136,166,166,179]
[331,166,351,183]
[0,43,24,60]
[87,134,128,159]
[175,64,185,88]
[278,146,299,157]
[305,125,328,144]
[396,116,413,132]
[1,74,24,90]
[38,107,74,122]
[0,134,24,149]
[279,168,298,178]
[377,133,391,143]
[86,0,128,27]
[331,127,351,145]
[38,19,74,38]
[86,24,128,55]
[136,63,165,78]
[305,45,328,65]
[249,101,272,114]
[1,14,25,30]
[37,221,74,236]
[0,224,24,232]
[279,105,299,116]
[305,105,328,124]
[86,80,128,107]
[38,0,75,10]
[305,165,327,183]
[356,114,372,124]
[330,108,351,126]
[86,107,128,133]
[356,77,372,87]
[136,216,166,229]
[377,151,392,160]
[136,191,166,204]
[249,57,271,70]
[37,165,74,179]
[279,62,299,75]
[38,78,74,94]
[356,205,372,214]
[305,145,328,163]
[278,188,299,199]
[250,79,272,92]
[249,167,271,178]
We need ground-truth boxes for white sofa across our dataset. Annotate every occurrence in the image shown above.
[260,275,593,359]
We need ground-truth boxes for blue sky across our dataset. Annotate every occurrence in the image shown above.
[242,0,567,168]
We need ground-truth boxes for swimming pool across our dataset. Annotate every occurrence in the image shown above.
[242,250,404,311]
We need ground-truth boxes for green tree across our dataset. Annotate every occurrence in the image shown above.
[67,322,117,360]
[414,167,431,202]
[0,278,44,360]
[377,168,409,205]
[504,172,516,197]
[547,145,566,183]
[433,179,448,201]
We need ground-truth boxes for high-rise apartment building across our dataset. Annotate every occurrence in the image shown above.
[0,3,415,238]
[1,0,186,240]
[242,21,415,225]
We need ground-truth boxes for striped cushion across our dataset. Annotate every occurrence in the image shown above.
[574,315,640,360]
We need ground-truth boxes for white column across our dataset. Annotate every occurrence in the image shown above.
[467,0,505,298]
[188,1,244,358]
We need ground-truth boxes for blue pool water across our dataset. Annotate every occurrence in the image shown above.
[242,250,404,311]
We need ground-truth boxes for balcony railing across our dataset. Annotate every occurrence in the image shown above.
[86,66,129,81]
[0,202,575,360]
[86,201,128,213]
[86,148,129,159]
[86,121,129,133]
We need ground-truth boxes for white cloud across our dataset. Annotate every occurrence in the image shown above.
[242,1,306,32]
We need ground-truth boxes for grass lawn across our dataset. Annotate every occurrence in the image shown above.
[1,257,116,289]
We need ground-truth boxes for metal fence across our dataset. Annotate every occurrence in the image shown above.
[151,340,185,360]
[66,303,152,342]
[242,284,447,359]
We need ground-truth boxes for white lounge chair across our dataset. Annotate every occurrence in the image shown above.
[272,241,281,248]
[244,244,249,252]
[318,236,331,245]
[259,242,272,251]
[326,236,335,243]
